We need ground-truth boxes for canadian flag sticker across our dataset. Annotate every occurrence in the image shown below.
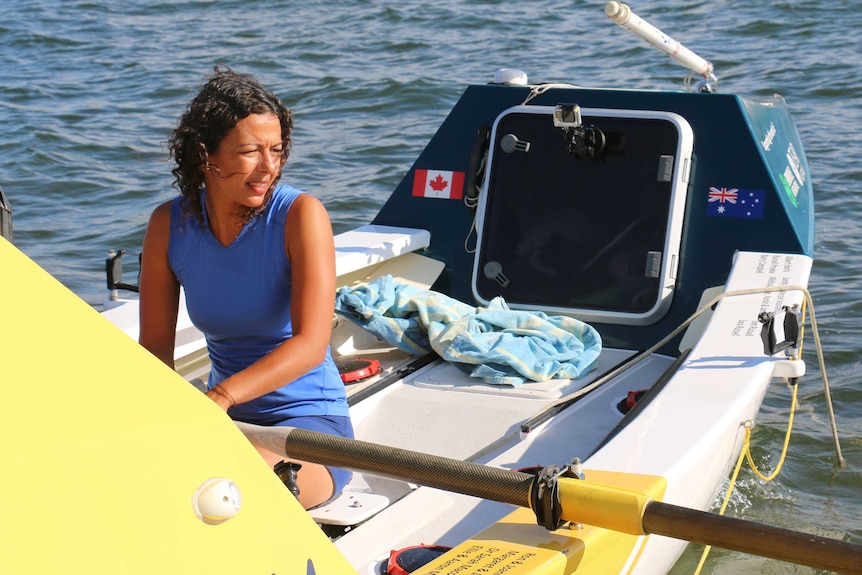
[412,169,465,199]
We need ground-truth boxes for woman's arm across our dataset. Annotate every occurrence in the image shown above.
[209,193,337,409]
[138,201,181,369]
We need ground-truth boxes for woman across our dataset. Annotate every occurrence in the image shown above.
[139,67,353,509]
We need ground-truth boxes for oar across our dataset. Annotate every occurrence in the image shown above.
[236,423,862,574]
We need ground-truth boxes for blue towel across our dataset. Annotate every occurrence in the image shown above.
[334,276,602,386]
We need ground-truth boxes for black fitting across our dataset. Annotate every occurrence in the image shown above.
[758,304,800,356]
[529,463,583,530]
[0,185,12,243]
[464,126,490,211]
[274,460,302,499]
[105,249,141,293]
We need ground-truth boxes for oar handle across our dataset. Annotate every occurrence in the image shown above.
[643,500,862,574]
[237,422,534,507]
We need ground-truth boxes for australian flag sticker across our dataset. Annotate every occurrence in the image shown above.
[706,187,766,219]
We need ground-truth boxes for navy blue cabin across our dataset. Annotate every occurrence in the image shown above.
[372,83,813,353]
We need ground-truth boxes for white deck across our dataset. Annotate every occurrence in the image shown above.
[334,224,431,277]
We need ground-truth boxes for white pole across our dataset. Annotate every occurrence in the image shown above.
[605,1,713,78]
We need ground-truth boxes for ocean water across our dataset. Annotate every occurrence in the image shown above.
[1,1,860,572]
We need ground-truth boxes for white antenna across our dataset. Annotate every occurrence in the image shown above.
[605,2,717,91]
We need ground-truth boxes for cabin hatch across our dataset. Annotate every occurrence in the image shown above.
[472,106,693,325]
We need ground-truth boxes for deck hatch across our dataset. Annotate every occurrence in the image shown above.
[471,106,693,325]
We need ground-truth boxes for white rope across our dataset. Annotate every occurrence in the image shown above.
[521,83,579,105]
[523,284,845,466]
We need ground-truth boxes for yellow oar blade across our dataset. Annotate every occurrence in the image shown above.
[0,237,354,574]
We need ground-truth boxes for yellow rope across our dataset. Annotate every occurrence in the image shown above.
[692,383,799,574]
[692,302,806,573]
[692,422,750,574]
[745,383,799,482]
[743,298,804,483]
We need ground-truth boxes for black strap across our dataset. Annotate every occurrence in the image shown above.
[530,463,583,530]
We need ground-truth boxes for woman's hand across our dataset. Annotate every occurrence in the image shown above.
[206,385,237,411]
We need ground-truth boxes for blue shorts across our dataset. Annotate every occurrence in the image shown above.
[271,414,355,505]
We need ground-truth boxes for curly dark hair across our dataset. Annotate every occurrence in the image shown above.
[169,66,293,225]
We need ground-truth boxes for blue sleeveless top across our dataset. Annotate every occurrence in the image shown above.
[168,184,348,423]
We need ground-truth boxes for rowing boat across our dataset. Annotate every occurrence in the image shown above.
[3,3,858,574]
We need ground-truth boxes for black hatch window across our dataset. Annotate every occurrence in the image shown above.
[472,106,692,325]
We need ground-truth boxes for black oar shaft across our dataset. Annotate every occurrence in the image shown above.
[237,423,862,574]
[644,500,862,575]
[280,426,534,507]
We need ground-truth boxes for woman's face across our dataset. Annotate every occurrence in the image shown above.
[203,113,284,211]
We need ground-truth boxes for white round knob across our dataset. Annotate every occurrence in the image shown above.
[192,477,242,525]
